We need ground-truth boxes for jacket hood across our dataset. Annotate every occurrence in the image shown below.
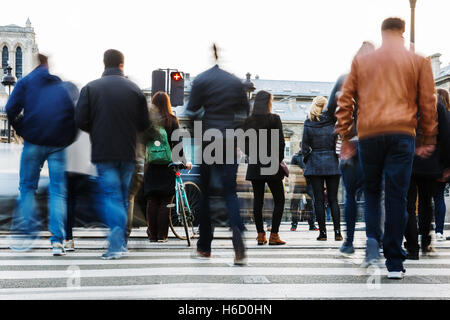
[33,66,62,84]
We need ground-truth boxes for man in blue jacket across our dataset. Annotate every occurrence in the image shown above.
[6,54,77,256]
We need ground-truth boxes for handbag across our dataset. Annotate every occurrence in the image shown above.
[280,161,289,178]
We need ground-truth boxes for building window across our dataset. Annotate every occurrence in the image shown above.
[2,46,8,72]
[15,47,22,79]
[284,140,291,159]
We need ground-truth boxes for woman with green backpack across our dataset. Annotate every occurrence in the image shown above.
[143,91,192,242]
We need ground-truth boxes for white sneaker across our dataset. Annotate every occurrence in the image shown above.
[63,239,75,251]
[52,243,66,256]
[387,270,405,279]
[436,233,446,242]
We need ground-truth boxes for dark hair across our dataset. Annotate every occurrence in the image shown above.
[437,88,450,110]
[103,49,124,68]
[38,53,48,66]
[381,17,406,32]
[252,90,272,115]
[151,91,176,129]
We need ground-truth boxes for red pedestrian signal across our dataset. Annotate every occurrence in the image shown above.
[171,72,184,81]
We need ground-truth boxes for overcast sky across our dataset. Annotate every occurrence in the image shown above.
[4,0,450,88]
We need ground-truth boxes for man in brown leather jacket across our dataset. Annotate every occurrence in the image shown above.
[335,17,438,279]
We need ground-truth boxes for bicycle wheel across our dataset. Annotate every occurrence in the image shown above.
[178,187,191,246]
[168,182,201,241]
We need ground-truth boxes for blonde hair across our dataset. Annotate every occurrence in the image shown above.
[309,96,328,121]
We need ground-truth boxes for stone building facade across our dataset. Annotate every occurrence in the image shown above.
[0,18,39,143]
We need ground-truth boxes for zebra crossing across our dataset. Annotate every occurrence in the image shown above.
[1,225,450,300]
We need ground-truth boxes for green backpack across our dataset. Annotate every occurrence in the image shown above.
[145,126,172,164]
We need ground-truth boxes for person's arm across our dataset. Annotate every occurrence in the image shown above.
[275,115,286,163]
[335,59,358,141]
[417,57,438,146]
[186,79,204,118]
[301,125,312,163]
[5,79,25,130]
[324,75,346,122]
[75,85,92,133]
[137,93,150,132]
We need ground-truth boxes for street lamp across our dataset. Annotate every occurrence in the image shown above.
[409,0,417,52]
[1,65,17,144]
[243,72,256,101]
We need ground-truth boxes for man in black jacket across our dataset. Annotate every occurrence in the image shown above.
[76,49,150,259]
[187,59,250,265]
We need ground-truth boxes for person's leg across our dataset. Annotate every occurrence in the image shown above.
[65,173,82,241]
[325,175,341,233]
[433,182,447,235]
[290,185,300,229]
[157,195,172,241]
[96,162,129,254]
[251,180,266,234]
[404,176,419,255]
[416,177,435,251]
[267,179,285,234]
[197,163,214,254]
[340,159,359,244]
[12,143,46,236]
[46,147,67,246]
[358,137,384,262]
[146,196,159,241]
[305,179,316,226]
[382,135,414,272]
[309,176,326,235]
[126,170,143,239]
[118,162,135,249]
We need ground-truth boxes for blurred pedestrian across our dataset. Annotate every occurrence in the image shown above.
[187,45,250,265]
[290,141,318,231]
[336,17,438,279]
[64,81,99,252]
[302,96,342,241]
[330,41,376,255]
[6,54,77,256]
[76,49,150,259]
[243,91,286,245]
[143,91,191,243]
[404,88,450,259]
[434,88,450,242]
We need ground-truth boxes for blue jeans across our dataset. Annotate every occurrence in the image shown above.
[197,163,245,253]
[358,134,414,272]
[95,161,135,253]
[434,182,447,234]
[11,142,67,244]
[340,155,364,244]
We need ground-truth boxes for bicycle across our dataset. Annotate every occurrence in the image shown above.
[167,162,202,246]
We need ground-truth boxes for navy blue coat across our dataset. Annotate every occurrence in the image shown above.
[301,114,340,177]
[6,66,77,147]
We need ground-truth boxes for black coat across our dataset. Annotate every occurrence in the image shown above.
[412,102,450,178]
[143,116,184,197]
[291,152,305,169]
[243,113,285,181]
[75,68,150,163]
[302,114,340,177]
[186,65,250,133]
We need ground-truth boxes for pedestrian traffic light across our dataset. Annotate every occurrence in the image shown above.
[152,70,166,97]
[170,71,185,107]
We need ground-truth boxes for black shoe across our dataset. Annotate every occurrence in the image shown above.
[317,231,327,241]
[405,251,419,260]
[335,230,343,241]
[309,225,319,231]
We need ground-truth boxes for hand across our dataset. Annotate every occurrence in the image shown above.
[415,145,435,159]
[186,162,193,170]
[443,168,450,180]
[340,140,357,161]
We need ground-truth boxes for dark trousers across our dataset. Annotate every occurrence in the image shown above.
[291,181,316,227]
[309,175,341,233]
[146,195,173,241]
[197,163,245,253]
[340,155,364,244]
[358,134,414,272]
[434,182,447,234]
[405,176,438,252]
[251,179,285,234]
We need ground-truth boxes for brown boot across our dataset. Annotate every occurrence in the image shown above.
[257,232,267,245]
[269,233,286,245]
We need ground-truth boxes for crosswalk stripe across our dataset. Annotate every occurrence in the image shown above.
[2,266,450,280]
[0,257,449,266]
[1,283,450,299]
